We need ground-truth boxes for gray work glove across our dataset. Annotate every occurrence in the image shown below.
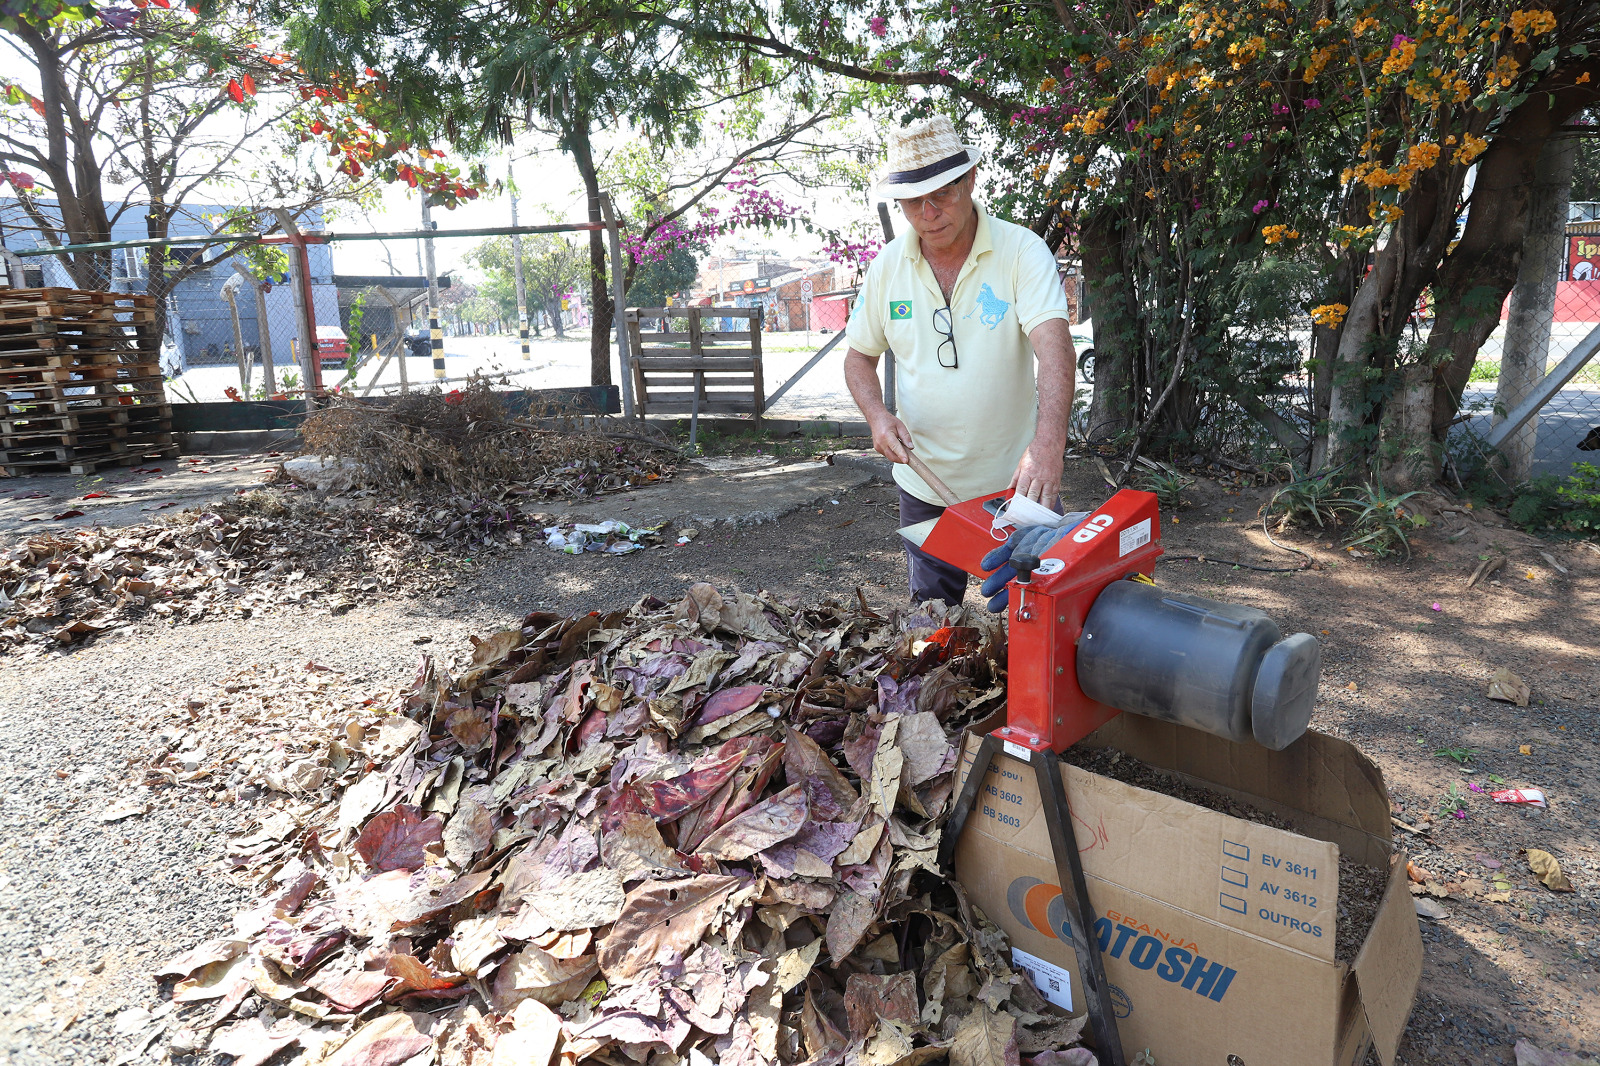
[978,514,1089,613]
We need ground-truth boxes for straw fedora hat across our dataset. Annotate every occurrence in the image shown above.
[876,115,983,199]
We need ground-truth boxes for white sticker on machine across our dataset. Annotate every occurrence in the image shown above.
[1118,517,1152,557]
[1012,947,1073,1011]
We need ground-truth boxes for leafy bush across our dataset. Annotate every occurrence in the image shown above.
[1343,482,1427,559]
[1136,465,1194,511]
[1509,463,1600,535]
[1267,469,1355,530]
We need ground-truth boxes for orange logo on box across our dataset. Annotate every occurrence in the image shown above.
[1004,882,1237,1003]
[1006,876,1073,941]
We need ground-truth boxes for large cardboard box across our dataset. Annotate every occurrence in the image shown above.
[953,715,1422,1066]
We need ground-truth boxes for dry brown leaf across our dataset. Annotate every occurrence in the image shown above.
[845,972,919,1039]
[773,938,823,993]
[697,783,809,861]
[306,966,394,1011]
[491,946,599,1009]
[825,890,877,963]
[155,938,246,978]
[1487,667,1531,707]
[950,1008,1019,1066]
[492,998,563,1066]
[598,875,742,980]
[601,812,688,881]
[869,723,906,818]
[443,799,494,868]
[1527,849,1574,892]
[355,804,445,872]
[322,1010,435,1066]
[802,987,847,1059]
[895,712,954,787]
[338,772,389,835]
[515,867,626,933]
[783,726,860,817]
[1028,1051,1096,1066]
[449,915,506,976]
[836,819,886,867]
[171,954,251,1003]
[209,1016,303,1066]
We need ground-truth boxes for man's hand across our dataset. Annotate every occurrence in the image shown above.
[1010,317,1074,504]
[844,346,914,464]
[1009,438,1064,504]
[869,412,914,464]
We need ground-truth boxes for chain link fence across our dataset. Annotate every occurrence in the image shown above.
[1456,280,1600,480]
[11,231,603,402]
[27,231,1594,482]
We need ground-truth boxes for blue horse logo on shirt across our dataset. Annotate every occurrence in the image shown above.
[965,283,1010,330]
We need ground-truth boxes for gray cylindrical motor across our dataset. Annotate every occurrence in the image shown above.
[1076,580,1321,751]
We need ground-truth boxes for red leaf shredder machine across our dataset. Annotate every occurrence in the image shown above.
[905,475,1323,1066]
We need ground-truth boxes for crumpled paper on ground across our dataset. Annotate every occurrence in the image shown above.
[543,520,665,555]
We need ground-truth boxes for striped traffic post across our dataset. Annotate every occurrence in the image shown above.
[421,196,446,379]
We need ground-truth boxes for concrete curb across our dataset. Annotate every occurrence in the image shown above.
[828,449,894,479]
[572,462,882,530]
[178,430,300,454]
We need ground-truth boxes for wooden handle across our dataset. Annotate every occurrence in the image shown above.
[904,448,962,507]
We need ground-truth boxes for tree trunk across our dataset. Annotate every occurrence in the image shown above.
[1494,135,1576,483]
[1079,206,1137,447]
[1325,240,1400,470]
[567,116,613,389]
[1378,364,1438,490]
[16,24,112,288]
[549,294,566,338]
[1425,91,1576,441]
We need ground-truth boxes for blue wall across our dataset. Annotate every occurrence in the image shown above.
[1,198,339,368]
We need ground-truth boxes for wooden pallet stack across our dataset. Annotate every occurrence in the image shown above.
[0,287,176,475]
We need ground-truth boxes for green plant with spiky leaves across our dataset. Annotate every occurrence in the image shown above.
[1343,482,1426,559]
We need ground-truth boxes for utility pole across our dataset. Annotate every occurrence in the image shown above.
[421,196,445,380]
[509,162,531,361]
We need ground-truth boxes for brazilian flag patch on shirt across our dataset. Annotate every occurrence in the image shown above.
[889,300,913,320]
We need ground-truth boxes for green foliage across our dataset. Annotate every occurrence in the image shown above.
[1135,465,1193,511]
[1433,746,1478,765]
[1343,482,1426,559]
[1508,463,1600,535]
[208,213,290,282]
[346,291,368,352]
[1467,360,1500,383]
[1436,782,1470,819]
[467,234,586,325]
[1267,470,1354,530]
[625,247,700,308]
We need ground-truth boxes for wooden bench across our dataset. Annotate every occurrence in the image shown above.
[625,307,764,434]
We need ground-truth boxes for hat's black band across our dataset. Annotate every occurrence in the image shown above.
[885,149,972,186]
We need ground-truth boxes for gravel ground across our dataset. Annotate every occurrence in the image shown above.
[0,462,1595,1065]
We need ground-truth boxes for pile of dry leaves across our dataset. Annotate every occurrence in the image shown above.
[299,383,677,498]
[0,490,507,654]
[152,585,1095,1066]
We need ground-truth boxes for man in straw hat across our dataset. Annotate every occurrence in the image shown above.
[844,115,1077,606]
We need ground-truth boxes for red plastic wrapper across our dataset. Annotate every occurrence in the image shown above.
[1489,788,1548,808]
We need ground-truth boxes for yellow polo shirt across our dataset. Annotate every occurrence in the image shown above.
[846,204,1072,505]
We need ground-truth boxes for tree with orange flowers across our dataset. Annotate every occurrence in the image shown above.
[638,0,1600,477]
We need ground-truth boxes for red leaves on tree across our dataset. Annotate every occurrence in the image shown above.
[241,74,257,96]
[226,79,244,103]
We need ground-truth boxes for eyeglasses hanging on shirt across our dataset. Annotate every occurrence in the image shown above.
[933,304,958,369]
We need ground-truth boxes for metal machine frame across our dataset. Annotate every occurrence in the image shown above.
[924,488,1166,1066]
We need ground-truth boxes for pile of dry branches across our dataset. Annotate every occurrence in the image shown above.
[301,382,676,498]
